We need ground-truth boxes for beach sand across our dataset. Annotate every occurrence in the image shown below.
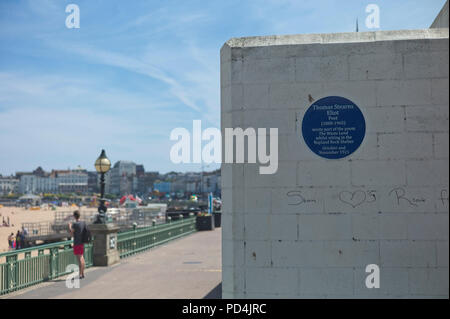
[0,206,97,253]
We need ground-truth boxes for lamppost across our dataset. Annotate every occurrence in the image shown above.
[94,149,111,224]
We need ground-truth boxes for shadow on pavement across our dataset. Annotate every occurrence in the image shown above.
[203,282,222,299]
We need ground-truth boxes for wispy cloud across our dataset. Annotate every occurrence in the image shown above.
[0,72,169,112]
[58,43,207,113]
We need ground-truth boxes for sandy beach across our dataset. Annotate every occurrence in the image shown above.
[0,206,97,253]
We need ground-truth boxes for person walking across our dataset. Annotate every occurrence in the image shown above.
[68,210,87,279]
[19,230,26,248]
[15,230,22,249]
[8,233,14,249]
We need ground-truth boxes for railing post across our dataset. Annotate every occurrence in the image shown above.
[49,247,59,280]
[89,224,120,266]
[84,243,93,266]
[133,226,137,252]
[189,213,195,231]
[6,255,18,293]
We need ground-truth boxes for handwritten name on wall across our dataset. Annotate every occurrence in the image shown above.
[286,188,449,209]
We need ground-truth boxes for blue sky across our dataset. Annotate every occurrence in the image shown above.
[0,0,446,175]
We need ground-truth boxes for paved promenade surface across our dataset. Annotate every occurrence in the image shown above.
[5,228,222,299]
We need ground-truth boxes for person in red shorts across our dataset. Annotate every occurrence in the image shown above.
[69,210,86,279]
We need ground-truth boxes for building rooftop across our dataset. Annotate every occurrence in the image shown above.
[222,28,449,50]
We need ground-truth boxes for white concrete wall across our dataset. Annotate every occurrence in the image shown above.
[221,29,449,298]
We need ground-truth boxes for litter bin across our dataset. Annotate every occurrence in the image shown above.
[213,212,221,228]
[196,214,215,231]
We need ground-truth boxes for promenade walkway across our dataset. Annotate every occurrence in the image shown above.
[4,228,222,299]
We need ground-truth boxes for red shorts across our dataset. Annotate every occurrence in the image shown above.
[73,244,84,256]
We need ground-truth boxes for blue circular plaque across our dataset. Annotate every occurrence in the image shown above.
[302,96,366,159]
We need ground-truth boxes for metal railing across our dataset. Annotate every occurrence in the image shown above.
[113,208,165,229]
[22,209,167,243]
[54,211,98,225]
[117,216,196,258]
[0,215,197,296]
[22,221,54,238]
[21,211,99,244]
[0,241,93,296]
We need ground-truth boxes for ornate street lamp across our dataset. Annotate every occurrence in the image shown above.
[94,149,111,224]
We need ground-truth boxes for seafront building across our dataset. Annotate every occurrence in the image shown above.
[105,160,138,196]
[153,169,221,197]
[0,176,19,194]
[18,166,89,194]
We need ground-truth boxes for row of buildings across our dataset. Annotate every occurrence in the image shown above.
[0,161,221,197]
[104,161,221,197]
[5,166,94,194]
[152,170,221,196]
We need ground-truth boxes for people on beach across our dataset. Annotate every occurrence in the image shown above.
[15,230,21,249]
[68,210,86,279]
[1,216,9,227]
[8,233,14,249]
[19,231,25,248]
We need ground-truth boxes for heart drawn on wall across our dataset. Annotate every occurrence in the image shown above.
[338,190,367,208]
